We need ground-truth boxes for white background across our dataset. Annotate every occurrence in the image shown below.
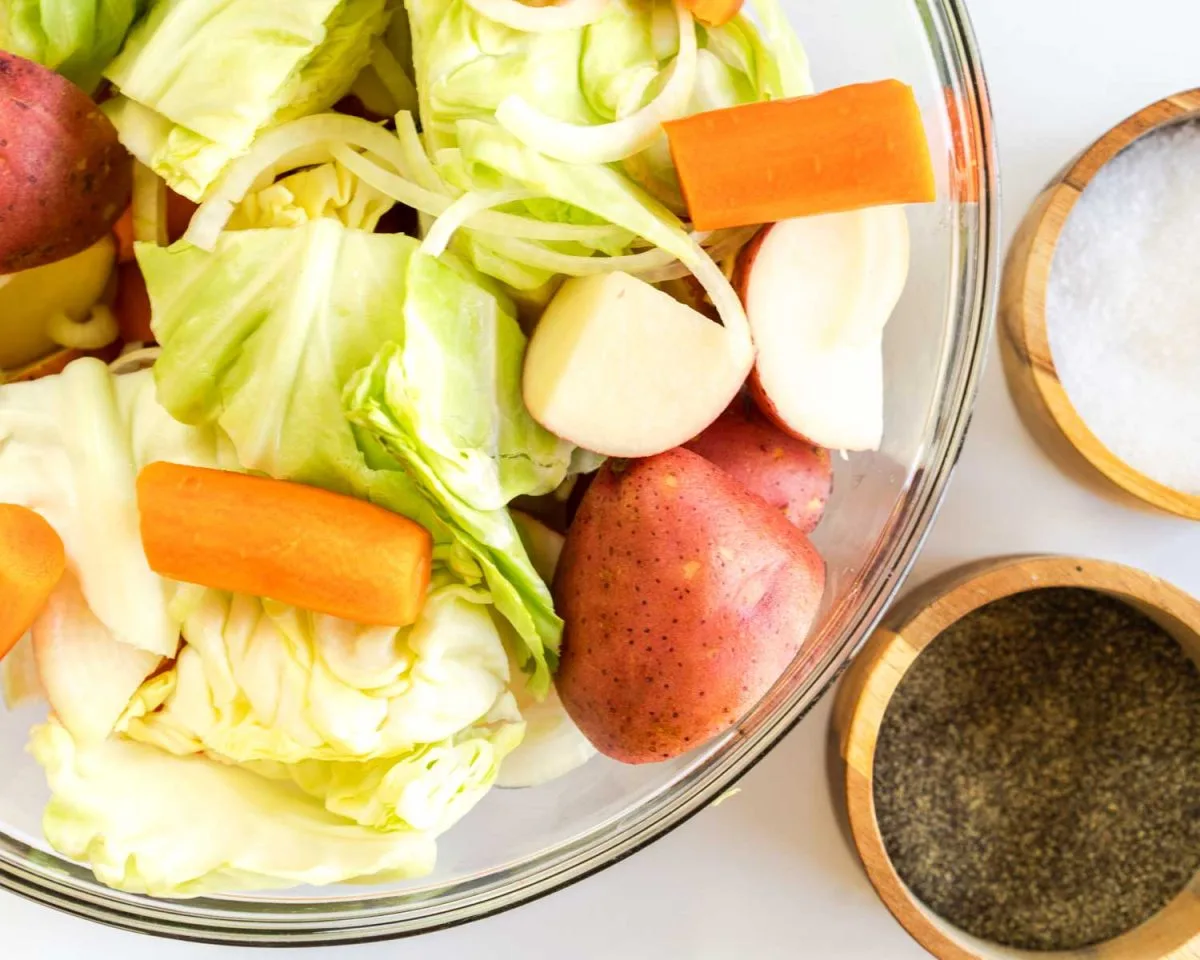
[6,0,1200,956]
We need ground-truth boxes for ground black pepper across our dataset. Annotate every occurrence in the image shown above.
[873,587,1200,951]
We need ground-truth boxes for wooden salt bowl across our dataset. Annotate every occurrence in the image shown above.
[832,555,1200,960]
[999,88,1200,520]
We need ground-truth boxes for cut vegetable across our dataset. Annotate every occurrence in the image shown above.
[665,79,936,230]
[1,633,43,709]
[137,462,434,626]
[0,52,132,273]
[32,574,161,744]
[131,162,168,246]
[682,0,742,26]
[185,113,414,250]
[114,263,154,344]
[113,208,135,263]
[368,39,417,112]
[739,207,910,450]
[499,511,595,789]
[523,271,752,457]
[464,0,610,32]
[494,0,697,165]
[0,504,66,659]
[0,235,116,370]
[420,190,537,259]
[46,305,120,351]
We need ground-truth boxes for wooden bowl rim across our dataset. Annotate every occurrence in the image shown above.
[838,555,1200,960]
[1008,87,1200,520]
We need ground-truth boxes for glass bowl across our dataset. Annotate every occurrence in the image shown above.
[0,0,997,944]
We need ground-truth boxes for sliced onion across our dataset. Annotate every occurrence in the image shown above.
[185,114,413,250]
[464,0,610,32]
[109,346,162,375]
[46,306,119,351]
[394,111,444,192]
[370,40,418,113]
[249,144,336,192]
[331,142,458,216]
[635,226,759,283]
[420,190,537,258]
[680,237,752,359]
[495,0,696,164]
[335,145,634,248]
[480,233,679,276]
[132,162,167,245]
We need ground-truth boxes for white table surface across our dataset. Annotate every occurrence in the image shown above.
[7,1,1200,956]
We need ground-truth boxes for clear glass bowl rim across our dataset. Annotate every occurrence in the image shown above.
[0,0,999,944]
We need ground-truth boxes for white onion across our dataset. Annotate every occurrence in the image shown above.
[131,162,167,245]
[335,145,634,248]
[494,0,696,164]
[185,114,414,250]
[46,307,119,351]
[634,226,759,283]
[420,189,537,258]
[394,112,444,192]
[109,346,163,375]
[370,40,418,113]
[464,0,609,32]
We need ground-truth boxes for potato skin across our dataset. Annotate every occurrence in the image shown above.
[684,401,832,533]
[555,448,825,764]
[0,53,132,273]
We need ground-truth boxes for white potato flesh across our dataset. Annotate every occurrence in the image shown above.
[523,272,752,457]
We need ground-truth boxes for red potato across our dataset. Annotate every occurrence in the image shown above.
[735,209,910,452]
[554,448,825,764]
[0,53,132,273]
[684,401,832,534]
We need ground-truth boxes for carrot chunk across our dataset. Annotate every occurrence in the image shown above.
[112,207,136,263]
[665,79,936,231]
[682,0,743,26]
[0,504,66,658]
[137,463,433,626]
[114,262,154,344]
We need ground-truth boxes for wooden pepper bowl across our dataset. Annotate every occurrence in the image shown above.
[999,88,1200,520]
[831,555,1200,960]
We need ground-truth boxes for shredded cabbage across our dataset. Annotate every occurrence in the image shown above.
[463,0,610,33]
[495,0,696,164]
[228,160,395,231]
[369,38,419,111]
[185,113,412,249]
[420,189,536,258]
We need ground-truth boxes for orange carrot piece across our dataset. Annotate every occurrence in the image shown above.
[113,206,135,263]
[114,262,155,344]
[0,504,66,658]
[682,0,742,26]
[665,79,936,231]
[137,462,433,626]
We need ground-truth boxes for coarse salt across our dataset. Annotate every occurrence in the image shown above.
[1046,123,1200,495]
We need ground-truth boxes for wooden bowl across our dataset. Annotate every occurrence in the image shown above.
[999,88,1200,520]
[832,555,1200,960]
